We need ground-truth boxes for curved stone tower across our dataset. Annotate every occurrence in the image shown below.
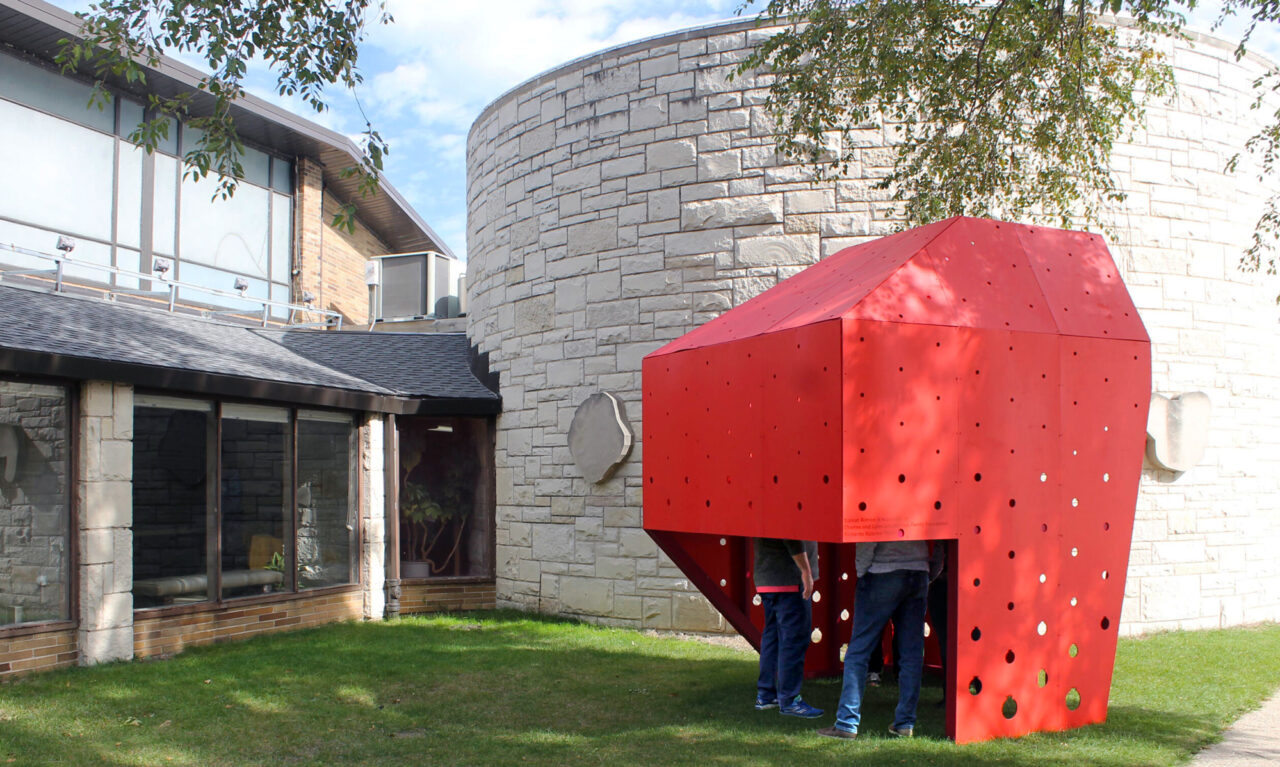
[466,18,1280,634]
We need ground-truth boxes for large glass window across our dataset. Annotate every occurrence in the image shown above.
[0,49,294,305]
[297,412,357,589]
[399,417,494,578]
[130,398,358,609]
[0,381,70,627]
[220,404,290,599]
[132,396,213,608]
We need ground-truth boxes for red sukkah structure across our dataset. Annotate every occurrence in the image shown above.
[642,217,1150,743]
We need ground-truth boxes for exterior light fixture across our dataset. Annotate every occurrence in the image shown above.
[55,236,75,254]
[152,257,173,278]
[301,290,316,305]
[233,277,250,295]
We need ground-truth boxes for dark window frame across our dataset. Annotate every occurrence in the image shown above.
[131,392,362,616]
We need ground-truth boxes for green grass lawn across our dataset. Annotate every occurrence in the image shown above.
[1,613,1277,766]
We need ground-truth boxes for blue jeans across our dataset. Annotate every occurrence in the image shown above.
[835,570,928,733]
[757,592,812,706]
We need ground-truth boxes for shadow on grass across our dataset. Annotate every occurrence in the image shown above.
[0,612,1263,767]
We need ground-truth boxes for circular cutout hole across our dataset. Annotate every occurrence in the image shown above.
[1002,696,1018,719]
[1040,473,1048,482]
[1005,650,1015,664]
[752,594,762,606]
[1103,473,1110,482]
[973,578,981,587]
[772,475,779,484]
[1009,499,1017,507]
[1101,616,1110,630]
[1103,522,1110,531]
[840,609,849,621]
[1070,597,1078,607]
[841,572,849,581]
[811,628,823,643]
[1042,523,1049,532]
[812,591,822,603]
[897,528,905,538]
[974,525,982,535]
[719,579,727,587]
[923,622,932,638]
[1101,570,1109,580]
[705,500,711,507]
[974,472,982,482]
[1007,602,1015,611]
[1008,550,1016,559]
[1038,669,1049,688]
[1039,573,1047,584]
[898,474,906,483]
[796,502,803,510]
[1068,643,1079,658]
[823,475,830,484]
[719,538,727,546]
[858,502,867,511]
[934,501,942,510]
[971,627,982,642]
[1071,547,1079,557]
[969,677,983,695]
[1037,621,1048,636]
[1071,498,1079,507]
[1066,688,1081,711]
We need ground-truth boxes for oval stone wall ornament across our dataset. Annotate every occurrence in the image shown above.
[1145,391,1211,473]
[569,392,633,483]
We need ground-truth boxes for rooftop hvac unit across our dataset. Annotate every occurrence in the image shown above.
[371,252,465,320]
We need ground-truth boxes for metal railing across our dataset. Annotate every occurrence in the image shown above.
[0,242,343,329]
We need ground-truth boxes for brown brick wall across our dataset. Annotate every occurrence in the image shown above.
[292,157,391,328]
[0,628,77,677]
[399,579,496,615]
[134,589,363,658]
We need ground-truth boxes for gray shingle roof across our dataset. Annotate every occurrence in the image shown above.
[0,286,500,414]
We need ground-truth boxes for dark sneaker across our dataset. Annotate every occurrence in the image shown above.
[817,725,857,740]
[780,698,824,718]
[888,725,913,738]
[754,695,778,710]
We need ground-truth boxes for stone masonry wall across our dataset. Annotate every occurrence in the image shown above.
[465,20,1280,635]
[78,381,134,664]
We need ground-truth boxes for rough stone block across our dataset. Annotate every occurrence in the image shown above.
[735,234,819,267]
[81,480,132,529]
[585,63,640,101]
[514,293,556,334]
[82,381,113,417]
[531,524,575,562]
[79,626,133,666]
[646,138,697,171]
[567,220,618,256]
[560,575,614,615]
[681,195,781,230]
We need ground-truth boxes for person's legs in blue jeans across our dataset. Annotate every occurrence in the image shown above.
[890,571,928,731]
[772,592,811,706]
[834,572,902,733]
[756,594,781,704]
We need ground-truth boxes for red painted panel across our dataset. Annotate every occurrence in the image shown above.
[643,321,844,541]
[841,319,961,542]
[1018,226,1149,342]
[918,217,1059,334]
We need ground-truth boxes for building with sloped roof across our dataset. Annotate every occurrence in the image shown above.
[0,0,499,675]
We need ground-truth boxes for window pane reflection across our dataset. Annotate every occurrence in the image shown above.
[221,406,289,599]
[297,413,355,589]
[132,399,211,608]
[0,381,70,626]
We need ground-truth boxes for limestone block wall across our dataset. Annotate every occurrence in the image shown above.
[465,19,1280,635]
[78,381,134,665]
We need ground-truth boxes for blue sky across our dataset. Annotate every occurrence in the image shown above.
[46,1,1279,259]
